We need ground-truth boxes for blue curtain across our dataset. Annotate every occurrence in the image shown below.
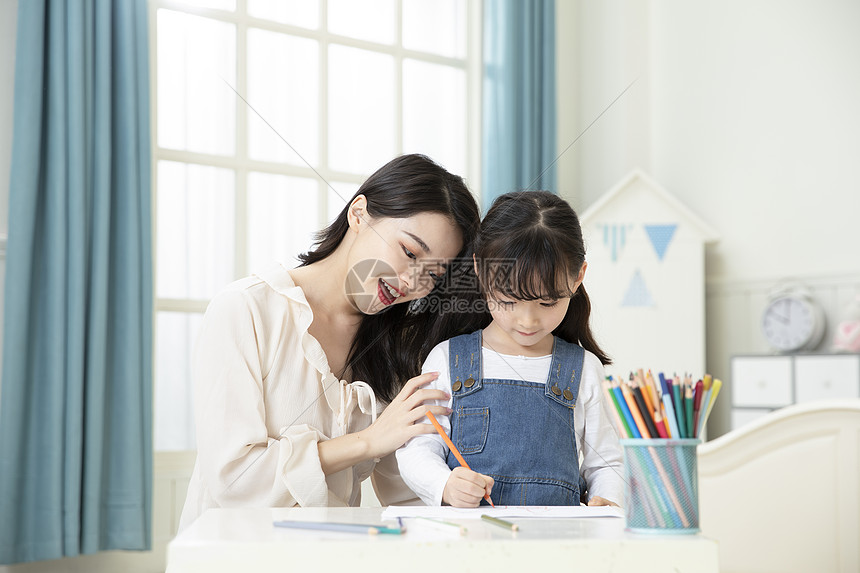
[482,0,557,210]
[0,0,152,564]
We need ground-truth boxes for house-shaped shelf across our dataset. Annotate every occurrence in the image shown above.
[579,169,719,380]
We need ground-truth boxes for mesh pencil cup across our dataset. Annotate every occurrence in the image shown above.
[620,439,701,534]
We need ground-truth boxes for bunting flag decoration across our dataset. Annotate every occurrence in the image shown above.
[600,223,633,263]
[644,224,678,261]
[621,269,655,308]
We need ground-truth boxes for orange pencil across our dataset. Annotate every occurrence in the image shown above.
[620,383,651,438]
[426,411,494,507]
[635,378,657,422]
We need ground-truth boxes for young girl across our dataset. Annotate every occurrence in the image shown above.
[179,154,481,530]
[396,190,624,507]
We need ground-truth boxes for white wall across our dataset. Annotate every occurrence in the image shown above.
[558,0,860,437]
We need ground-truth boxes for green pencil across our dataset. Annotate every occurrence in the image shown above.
[671,377,686,438]
[481,514,518,531]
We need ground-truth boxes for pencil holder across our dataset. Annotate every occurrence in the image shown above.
[620,439,701,534]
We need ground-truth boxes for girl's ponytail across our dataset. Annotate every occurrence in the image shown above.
[556,284,611,366]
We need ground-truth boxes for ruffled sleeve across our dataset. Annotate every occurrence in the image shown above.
[192,287,331,510]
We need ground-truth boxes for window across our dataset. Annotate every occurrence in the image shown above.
[150,0,481,451]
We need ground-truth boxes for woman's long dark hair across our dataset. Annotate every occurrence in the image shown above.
[298,154,481,402]
[473,191,611,365]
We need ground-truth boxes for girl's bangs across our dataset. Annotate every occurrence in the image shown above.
[483,249,575,301]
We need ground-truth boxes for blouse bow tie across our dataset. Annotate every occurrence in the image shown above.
[337,379,378,427]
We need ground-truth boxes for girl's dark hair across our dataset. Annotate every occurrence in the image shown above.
[298,154,481,402]
[474,190,611,365]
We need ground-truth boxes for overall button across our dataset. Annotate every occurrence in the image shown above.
[563,388,574,401]
[551,386,562,396]
[452,380,462,392]
[464,377,475,388]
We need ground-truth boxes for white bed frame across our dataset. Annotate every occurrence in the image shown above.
[698,399,860,573]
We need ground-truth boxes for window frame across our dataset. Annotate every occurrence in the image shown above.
[147,0,483,450]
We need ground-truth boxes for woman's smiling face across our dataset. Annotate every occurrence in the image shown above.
[343,197,463,315]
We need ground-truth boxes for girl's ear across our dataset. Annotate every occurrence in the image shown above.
[347,195,369,233]
[472,253,478,276]
[572,261,588,293]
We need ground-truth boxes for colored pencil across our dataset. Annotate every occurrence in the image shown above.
[426,411,495,507]
[634,448,678,526]
[653,409,669,439]
[644,446,690,528]
[414,517,467,535]
[481,514,518,531]
[661,393,679,438]
[631,384,659,439]
[612,380,641,439]
[692,379,704,437]
[274,521,402,535]
[634,377,657,423]
[602,379,631,438]
[698,379,723,436]
[621,383,651,438]
[645,370,662,417]
[684,384,694,439]
[671,376,686,438]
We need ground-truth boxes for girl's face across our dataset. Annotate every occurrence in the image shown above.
[344,197,463,315]
[482,265,586,356]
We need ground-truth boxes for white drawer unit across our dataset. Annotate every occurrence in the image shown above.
[730,353,860,430]
[731,356,793,408]
[794,354,860,402]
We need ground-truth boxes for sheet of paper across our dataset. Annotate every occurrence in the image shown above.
[381,505,623,520]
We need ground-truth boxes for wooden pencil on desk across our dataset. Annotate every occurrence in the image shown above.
[414,517,467,535]
[481,514,518,532]
[273,521,401,535]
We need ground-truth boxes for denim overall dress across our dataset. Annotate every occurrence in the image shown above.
[445,330,587,506]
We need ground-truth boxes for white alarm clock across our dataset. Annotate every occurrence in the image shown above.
[761,290,826,352]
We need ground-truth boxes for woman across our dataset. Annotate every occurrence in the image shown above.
[179,154,481,530]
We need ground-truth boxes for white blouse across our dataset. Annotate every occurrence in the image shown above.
[178,263,418,532]
[395,339,625,507]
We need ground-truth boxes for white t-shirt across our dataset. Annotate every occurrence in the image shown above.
[395,338,625,506]
[178,263,418,532]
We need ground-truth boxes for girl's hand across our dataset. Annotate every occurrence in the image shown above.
[587,496,620,507]
[442,467,494,507]
[358,372,451,460]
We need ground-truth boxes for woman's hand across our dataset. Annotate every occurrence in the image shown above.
[357,372,452,461]
[587,496,620,507]
[442,467,494,507]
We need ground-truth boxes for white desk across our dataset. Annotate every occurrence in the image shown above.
[167,507,719,572]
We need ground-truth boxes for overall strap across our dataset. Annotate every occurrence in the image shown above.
[544,337,585,409]
[447,330,483,397]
